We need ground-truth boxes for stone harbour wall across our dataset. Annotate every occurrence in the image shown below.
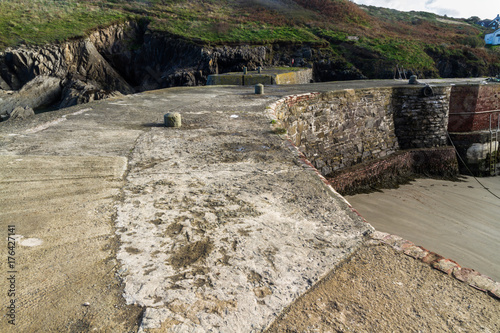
[272,88,399,176]
[207,68,312,86]
[271,86,452,178]
[447,83,500,176]
[274,69,313,85]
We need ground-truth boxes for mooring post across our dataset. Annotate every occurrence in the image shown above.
[164,112,182,127]
[255,83,264,95]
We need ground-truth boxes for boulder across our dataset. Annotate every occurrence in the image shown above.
[0,75,11,90]
[9,106,35,120]
[18,75,63,107]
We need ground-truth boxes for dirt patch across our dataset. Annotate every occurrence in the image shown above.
[169,238,214,269]
[125,246,142,254]
[165,222,184,237]
[247,270,263,285]
[266,242,500,332]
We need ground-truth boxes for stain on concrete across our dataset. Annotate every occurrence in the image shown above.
[169,238,214,269]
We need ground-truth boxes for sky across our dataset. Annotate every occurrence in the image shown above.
[351,0,498,20]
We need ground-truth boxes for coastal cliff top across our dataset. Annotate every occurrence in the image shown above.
[1,0,500,79]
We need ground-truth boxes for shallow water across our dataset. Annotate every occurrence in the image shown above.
[346,176,500,281]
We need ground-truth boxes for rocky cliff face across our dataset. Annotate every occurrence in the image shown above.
[0,25,136,118]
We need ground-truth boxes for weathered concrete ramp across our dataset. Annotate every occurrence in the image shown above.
[115,90,371,331]
[0,101,148,331]
[0,155,143,331]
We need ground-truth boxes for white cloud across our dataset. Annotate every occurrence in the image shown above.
[352,0,498,19]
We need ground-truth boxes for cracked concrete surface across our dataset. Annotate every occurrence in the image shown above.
[116,91,370,331]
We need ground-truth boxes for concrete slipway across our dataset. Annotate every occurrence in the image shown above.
[0,81,499,332]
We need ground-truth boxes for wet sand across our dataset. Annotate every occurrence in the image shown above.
[346,176,500,281]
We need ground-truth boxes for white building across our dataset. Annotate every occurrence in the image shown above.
[485,28,500,45]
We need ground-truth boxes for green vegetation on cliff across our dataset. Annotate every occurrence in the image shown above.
[0,0,127,46]
[1,0,499,78]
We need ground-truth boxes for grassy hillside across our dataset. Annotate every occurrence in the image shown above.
[0,0,127,47]
[1,0,499,78]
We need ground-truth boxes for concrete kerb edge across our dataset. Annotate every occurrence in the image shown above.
[372,231,500,300]
[265,92,500,302]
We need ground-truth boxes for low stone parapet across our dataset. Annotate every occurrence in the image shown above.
[207,67,312,86]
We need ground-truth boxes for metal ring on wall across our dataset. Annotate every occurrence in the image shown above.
[422,85,434,97]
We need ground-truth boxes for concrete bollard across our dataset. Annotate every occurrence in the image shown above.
[255,83,264,95]
[243,67,247,75]
[258,66,262,74]
[164,112,182,127]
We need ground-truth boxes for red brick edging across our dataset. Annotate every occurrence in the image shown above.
[371,231,500,300]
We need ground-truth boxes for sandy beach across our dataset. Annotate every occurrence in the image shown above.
[346,176,500,281]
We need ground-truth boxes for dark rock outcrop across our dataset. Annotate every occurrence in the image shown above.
[425,47,500,78]
[0,75,62,119]
[313,59,366,81]
[0,24,136,118]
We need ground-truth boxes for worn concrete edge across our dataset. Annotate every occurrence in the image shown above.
[266,91,500,302]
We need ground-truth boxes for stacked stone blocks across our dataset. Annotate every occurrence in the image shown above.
[392,86,451,149]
